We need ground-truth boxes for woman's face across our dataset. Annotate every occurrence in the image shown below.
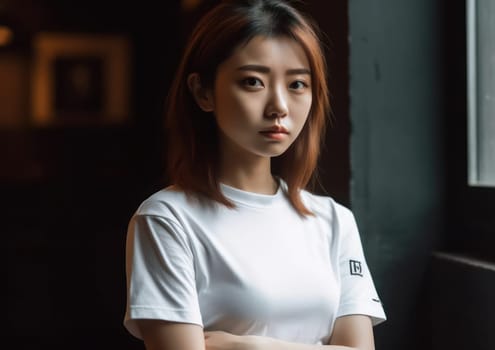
[212,35,312,160]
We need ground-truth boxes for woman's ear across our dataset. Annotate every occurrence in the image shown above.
[187,73,215,112]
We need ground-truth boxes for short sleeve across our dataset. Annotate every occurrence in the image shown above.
[336,208,386,326]
[124,214,203,339]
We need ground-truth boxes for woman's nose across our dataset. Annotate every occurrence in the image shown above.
[265,87,288,119]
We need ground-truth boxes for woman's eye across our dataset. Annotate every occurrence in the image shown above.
[241,77,263,88]
[289,80,308,90]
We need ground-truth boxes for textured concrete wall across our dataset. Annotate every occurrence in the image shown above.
[348,1,445,349]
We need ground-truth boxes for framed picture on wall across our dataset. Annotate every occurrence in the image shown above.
[31,32,131,126]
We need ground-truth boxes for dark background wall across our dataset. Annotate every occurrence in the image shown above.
[3,1,181,348]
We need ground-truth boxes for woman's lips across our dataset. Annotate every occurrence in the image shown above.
[259,126,289,140]
[259,131,288,140]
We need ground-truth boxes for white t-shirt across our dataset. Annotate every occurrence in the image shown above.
[124,181,386,344]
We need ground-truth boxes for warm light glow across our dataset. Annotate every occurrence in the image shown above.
[181,0,203,12]
[0,25,13,46]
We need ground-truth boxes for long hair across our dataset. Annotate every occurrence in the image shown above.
[165,0,330,216]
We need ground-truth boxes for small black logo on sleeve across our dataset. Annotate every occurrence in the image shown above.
[349,260,363,276]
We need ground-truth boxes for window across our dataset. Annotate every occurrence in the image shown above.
[467,0,495,187]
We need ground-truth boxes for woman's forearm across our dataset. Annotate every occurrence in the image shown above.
[204,331,357,350]
[247,335,357,350]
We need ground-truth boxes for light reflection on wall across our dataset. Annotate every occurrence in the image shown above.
[181,0,204,12]
[0,25,14,46]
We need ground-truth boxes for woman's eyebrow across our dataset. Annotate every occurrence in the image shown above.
[286,68,311,75]
[237,65,311,75]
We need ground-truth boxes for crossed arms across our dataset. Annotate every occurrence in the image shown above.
[137,314,375,350]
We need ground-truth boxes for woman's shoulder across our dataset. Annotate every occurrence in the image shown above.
[300,188,355,222]
[133,185,193,217]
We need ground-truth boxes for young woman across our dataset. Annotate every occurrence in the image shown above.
[123,1,386,349]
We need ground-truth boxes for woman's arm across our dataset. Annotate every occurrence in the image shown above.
[328,315,375,350]
[136,315,374,350]
[204,315,374,350]
[137,319,205,350]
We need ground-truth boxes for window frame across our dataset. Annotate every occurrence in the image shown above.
[443,0,495,262]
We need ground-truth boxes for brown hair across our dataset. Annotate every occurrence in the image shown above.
[165,0,330,216]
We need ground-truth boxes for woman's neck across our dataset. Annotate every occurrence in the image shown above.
[219,172,279,195]
[218,153,277,195]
